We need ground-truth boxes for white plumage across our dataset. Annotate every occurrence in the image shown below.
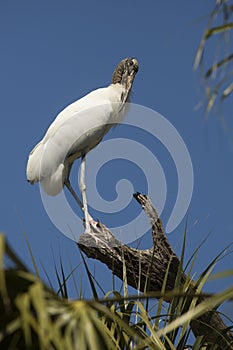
[27,84,126,194]
[26,58,138,231]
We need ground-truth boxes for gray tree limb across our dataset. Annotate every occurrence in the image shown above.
[78,193,233,349]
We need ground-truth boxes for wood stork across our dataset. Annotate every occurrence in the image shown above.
[26,58,139,232]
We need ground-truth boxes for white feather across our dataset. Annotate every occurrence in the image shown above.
[26,83,127,195]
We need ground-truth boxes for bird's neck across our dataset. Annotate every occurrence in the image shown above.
[110,82,131,103]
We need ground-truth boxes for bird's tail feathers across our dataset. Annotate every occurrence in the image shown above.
[41,164,64,196]
[26,142,44,184]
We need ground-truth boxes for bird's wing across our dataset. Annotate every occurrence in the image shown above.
[42,102,114,169]
[42,85,125,143]
[26,84,126,194]
[27,98,115,179]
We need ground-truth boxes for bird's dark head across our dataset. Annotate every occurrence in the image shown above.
[112,58,139,90]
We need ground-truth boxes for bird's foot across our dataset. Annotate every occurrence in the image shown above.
[90,218,100,230]
[83,215,100,233]
[82,216,104,246]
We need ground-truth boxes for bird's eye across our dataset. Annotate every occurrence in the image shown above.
[129,60,134,66]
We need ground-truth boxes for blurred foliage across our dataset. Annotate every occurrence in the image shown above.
[0,233,232,349]
[194,0,233,119]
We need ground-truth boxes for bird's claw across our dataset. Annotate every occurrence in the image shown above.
[83,215,100,233]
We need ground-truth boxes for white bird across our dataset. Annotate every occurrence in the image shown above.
[26,57,139,232]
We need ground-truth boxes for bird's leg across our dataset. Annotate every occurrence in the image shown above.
[65,178,94,227]
[64,180,83,211]
[80,154,91,232]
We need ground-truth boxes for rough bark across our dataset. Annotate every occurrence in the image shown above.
[78,193,233,350]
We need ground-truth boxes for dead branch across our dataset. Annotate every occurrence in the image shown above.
[78,193,233,349]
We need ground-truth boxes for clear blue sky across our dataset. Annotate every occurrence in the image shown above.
[0,1,232,315]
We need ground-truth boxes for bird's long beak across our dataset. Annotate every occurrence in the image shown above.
[126,71,137,91]
[120,73,136,107]
[126,58,139,92]
[114,58,139,107]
